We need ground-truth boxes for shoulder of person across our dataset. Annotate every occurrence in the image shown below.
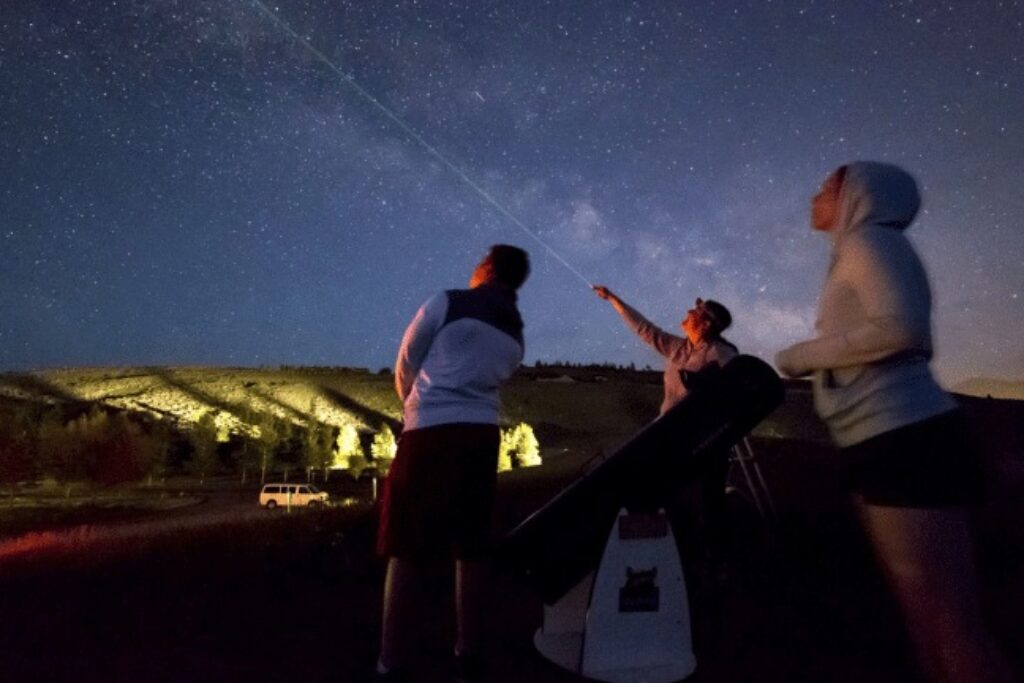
[833,229,885,274]
[845,227,918,275]
[849,225,911,254]
[415,291,451,320]
[714,337,739,355]
[669,335,693,357]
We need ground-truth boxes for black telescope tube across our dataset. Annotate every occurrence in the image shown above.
[497,355,785,604]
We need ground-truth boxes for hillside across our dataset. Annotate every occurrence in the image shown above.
[1,365,1020,465]
[0,366,659,457]
[953,377,1024,400]
[0,366,402,439]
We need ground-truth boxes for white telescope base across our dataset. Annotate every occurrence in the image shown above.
[534,508,696,683]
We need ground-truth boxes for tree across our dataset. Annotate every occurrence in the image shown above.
[278,419,297,482]
[0,405,36,490]
[511,423,541,467]
[138,419,173,486]
[257,413,280,484]
[333,424,364,471]
[92,412,144,485]
[189,412,219,485]
[304,421,334,482]
[236,408,261,484]
[41,407,103,497]
[369,424,397,472]
[498,429,515,472]
[498,422,542,472]
[37,410,73,495]
[71,407,108,483]
[237,437,260,485]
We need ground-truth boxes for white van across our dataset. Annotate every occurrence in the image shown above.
[259,483,329,509]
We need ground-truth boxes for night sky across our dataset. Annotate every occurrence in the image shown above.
[2,0,1022,386]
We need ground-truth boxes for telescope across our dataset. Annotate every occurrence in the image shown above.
[499,355,785,604]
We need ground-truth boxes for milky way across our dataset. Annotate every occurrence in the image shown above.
[2,0,1022,386]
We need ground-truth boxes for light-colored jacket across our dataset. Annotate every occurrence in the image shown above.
[396,285,524,431]
[775,162,954,447]
[615,302,738,415]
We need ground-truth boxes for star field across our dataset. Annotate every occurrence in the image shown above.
[2,0,1022,386]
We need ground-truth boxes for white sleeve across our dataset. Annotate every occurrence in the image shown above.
[394,293,448,401]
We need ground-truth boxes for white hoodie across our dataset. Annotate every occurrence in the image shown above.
[775,162,954,447]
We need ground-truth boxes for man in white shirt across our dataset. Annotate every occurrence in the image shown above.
[376,245,529,683]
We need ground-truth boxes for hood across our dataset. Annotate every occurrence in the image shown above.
[831,161,921,246]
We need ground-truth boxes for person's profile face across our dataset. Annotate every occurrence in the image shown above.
[812,170,843,231]
[680,298,709,338]
[469,256,494,288]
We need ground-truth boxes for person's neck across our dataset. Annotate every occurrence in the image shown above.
[471,280,515,298]
[473,279,507,290]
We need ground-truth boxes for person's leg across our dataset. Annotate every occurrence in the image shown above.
[379,557,420,672]
[376,428,438,673]
[451,425,500,658]
[856,501,1014,683]
[454,559,488,657]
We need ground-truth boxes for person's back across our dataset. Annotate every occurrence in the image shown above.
[377,244,530,683]
[399,284,523,431]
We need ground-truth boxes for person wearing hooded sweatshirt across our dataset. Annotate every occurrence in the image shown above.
[776,162,1012,683]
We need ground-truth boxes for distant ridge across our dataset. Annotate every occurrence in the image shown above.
[953,378,1024,400]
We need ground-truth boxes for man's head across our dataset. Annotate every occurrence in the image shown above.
[681,297,732,343]
[469,244,530,290]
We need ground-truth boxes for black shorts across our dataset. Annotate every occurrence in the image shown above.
[841,410,987,508]
[376,423,500,561]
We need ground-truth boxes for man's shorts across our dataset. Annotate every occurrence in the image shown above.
[841,410,987,508]
[376,422,500,561]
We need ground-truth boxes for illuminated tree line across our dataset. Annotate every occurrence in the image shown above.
[0,403,169,495]
[0,402,542,492]
[0,402,386,490]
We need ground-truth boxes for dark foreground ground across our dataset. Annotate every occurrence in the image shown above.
[0,437,1021,683]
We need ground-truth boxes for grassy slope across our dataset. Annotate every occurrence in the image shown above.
[1,366,825,441]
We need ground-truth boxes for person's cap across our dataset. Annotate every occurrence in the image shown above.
[696,298,732,333]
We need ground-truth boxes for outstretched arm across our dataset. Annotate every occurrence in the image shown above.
[593,285,686,359]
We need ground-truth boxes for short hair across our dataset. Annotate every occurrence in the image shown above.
[832,164,848,192]
[486,244,530,289]
[701,299,732,336]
